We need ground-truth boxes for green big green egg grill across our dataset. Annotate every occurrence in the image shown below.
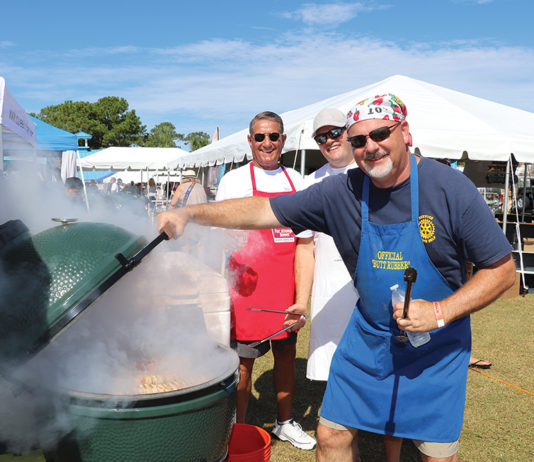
[0,219,238,462]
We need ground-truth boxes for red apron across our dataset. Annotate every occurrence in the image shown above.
[228,163,297,341]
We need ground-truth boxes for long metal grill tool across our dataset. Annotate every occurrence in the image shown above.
[245,321,300,349]
[248,308,308,319]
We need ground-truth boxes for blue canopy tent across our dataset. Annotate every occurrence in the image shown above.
[23,116,80,183]
[4,115,78,168]
[29,115,78,154]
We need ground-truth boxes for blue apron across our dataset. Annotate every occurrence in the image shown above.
[321,155,471,442]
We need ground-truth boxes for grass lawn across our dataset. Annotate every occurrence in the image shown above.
[249,295,534,462]
[1,295,533,461]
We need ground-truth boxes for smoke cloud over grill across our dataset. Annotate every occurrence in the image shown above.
[0,166,237,455]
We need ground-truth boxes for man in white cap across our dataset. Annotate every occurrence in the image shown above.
[157,94,515,461]
[294,108,359,383]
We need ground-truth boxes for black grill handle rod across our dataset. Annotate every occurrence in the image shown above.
[115,232,169,271]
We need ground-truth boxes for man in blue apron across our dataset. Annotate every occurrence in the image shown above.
[157,94,516,462]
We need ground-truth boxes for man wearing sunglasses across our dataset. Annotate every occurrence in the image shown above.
[214,111,316,450]
[158,95,515,462]
[293,108,359,385]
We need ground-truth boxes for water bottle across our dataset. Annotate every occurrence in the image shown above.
[390,284,431,348]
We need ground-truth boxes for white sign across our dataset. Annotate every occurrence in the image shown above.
[0,76,36,146]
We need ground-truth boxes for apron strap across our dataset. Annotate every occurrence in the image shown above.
[409,153,419,224]
[281,165,297,192]
[250,162,258,194]
[249,162,297,194]
[177,182,196,207]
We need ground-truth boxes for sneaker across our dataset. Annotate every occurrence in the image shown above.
[271,419,316,450]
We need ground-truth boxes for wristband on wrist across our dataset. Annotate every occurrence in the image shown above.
[433,301,445,328]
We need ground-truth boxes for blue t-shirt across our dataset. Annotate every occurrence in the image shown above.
[271,156,512,290]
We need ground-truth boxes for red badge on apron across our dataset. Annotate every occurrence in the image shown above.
[228,163,297,341]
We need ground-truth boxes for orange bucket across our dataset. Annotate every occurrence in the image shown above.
[226,423,271,462]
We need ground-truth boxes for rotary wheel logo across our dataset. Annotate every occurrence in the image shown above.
[419,215,436,243]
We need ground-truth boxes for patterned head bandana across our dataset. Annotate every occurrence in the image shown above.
[346,93,408,128]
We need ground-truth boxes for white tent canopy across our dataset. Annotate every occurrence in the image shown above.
[78,146,189,171]
[0,77,37,169]
[176,75,534,168]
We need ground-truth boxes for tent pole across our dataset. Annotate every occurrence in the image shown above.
[522,164,528,222]
[0,127,4,171]
[502,157,510,234]
[76,150,90,211]
[295,127,305,175]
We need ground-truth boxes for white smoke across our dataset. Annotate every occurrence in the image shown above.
[0,164,237,454]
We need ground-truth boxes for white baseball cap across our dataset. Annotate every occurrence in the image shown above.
[312,108,347,137]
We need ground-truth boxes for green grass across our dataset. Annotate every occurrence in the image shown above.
[250,295,534,462]
[2,295,533,461]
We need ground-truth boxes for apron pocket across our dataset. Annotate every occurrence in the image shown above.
[341,309,394,380]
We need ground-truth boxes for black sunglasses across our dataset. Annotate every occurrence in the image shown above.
[347,122,401,149]
[314,127,344,145]
[253,132,281,142]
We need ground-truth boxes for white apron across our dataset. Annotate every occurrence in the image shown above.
[307,233,359,380]
[305,163,359,381]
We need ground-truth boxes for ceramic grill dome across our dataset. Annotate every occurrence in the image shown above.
[32,222,146,330]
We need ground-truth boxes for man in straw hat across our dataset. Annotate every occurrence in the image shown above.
[168,170,207,209]
[158,94,515,461]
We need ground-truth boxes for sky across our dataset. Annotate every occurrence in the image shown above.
[1,0,533,139]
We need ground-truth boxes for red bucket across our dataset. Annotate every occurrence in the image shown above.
[226,423,271,462]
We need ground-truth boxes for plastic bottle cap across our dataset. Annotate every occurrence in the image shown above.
[390,284,399,291]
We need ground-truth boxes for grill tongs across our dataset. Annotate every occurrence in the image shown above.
[245,308,308,348]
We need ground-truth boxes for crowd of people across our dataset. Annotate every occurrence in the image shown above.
[158,94,515,462]
[60,174,194,218]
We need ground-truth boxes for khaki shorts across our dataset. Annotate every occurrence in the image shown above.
[319,416,459,458]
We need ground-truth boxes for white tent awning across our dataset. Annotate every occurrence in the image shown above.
[78,146,189,170]
[178,75,534,167]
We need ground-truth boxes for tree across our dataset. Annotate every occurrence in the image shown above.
[183,132,210,151]
[145,122,184,147]
[34,97,146,149]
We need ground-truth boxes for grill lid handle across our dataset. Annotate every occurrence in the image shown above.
[115,232,169,271]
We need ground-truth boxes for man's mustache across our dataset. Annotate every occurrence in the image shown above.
[364,150,388,161]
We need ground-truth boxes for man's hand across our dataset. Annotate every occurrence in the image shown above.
[157,209,189,239]
[392,299,437,332]
[392,255,516,332]
[284,302,308,331]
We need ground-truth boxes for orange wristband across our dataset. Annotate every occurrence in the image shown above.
[433,301,445,328]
